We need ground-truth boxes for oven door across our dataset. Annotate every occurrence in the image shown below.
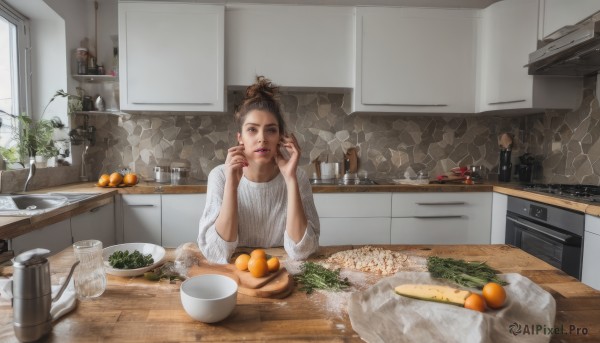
[506,214,582,279]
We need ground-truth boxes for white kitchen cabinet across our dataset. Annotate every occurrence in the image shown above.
[11,219,72,256]
[491,192,507,244]
[541,0,600,39]
[478,0,582,113]
[226,5,353,88]
[314,193,392,246]
[354,7,478,113]
[122,194,161,245]
[71,202,116,248]
[391,192,492,244]
[118,2,225,111]
[161,194,206,248]
[583,215,600,290]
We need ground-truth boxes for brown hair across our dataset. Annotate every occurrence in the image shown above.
[235,76,286,136]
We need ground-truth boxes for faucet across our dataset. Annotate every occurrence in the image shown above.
[23,158,36,192]
[80,144,89,182]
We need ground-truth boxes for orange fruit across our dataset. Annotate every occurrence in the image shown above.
[482,282,507,309]
[464,293,486,312]
[235,254,251,271]
[247,257,268,278]
[267,257,280,272]
[109,172,123,185]
[99,174,110,182]
[97,178,109,187]
[123,173,138,186]
[250,249,267,260]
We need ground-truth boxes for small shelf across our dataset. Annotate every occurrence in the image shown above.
[74,110,123,116]
[72,74,118,83]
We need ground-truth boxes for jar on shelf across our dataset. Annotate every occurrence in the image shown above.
[76,48,88,75]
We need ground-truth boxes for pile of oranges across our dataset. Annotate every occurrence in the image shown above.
[464,282,507,312]
[235,249,280,278]
[97,172,138,188]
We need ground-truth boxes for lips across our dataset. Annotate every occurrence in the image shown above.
[254,148,270,153]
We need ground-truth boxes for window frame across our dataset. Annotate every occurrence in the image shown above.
[0,1,31,119]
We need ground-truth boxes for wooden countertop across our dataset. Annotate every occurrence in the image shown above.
[4,181,600,240]
[0,245,598,342]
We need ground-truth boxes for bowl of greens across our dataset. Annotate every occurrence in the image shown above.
[103,243,166,277]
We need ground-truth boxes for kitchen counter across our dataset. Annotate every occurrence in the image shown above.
[4,181,600,241]
[0,244,598,342]
[492,184,595,214]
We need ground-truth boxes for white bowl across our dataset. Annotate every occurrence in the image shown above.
[103,243,166,277]
[180,274,238,323]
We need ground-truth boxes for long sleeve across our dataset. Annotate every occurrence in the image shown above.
[197,166,238,264]
[283,169,320,260]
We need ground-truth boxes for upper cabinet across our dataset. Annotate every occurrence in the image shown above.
[541,0,600,39]
[353,7,479,113]
[226,5,353,88]
[118,2,225,112]
[477,0,582,113]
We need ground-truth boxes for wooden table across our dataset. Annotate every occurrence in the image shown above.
[1,245,599,342]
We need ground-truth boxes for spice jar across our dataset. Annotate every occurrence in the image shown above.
[170,161,190,185]
[154,166,171,183]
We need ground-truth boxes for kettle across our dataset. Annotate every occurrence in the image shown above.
[11,248,79,342]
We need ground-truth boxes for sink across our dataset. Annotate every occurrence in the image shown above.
[0,192,102,216]
[310,179,379,186]
[47,192,100,203]
[0,194,69,216]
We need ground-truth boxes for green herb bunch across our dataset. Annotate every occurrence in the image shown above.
[108,250,154,269]
[294,262,350,294]
[427,256,508,289]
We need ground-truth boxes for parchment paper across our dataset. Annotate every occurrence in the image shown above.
[348,272,555,343]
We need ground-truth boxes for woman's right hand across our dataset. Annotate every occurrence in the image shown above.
[225,143,248,185]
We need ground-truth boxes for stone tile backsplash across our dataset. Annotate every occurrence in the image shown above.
[79,90,531,182]
[73,75,598,184]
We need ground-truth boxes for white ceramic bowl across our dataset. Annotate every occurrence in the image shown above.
[103,243,166,277]
[180,274,238,323]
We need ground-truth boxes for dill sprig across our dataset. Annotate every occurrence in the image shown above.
[427,256,508,289]
[294,262,350,294]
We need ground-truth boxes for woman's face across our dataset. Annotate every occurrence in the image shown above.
[237,109,281,165]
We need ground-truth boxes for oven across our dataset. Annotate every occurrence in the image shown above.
[505,196,584,279]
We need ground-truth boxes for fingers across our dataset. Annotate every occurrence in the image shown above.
[281,134,301,152]
[226,143,248,167]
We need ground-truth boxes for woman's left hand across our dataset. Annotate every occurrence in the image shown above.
[276,133,300,182]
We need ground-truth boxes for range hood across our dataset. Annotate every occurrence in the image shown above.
[527,11,600,76]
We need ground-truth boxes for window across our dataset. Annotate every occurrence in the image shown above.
[0,1,29,161]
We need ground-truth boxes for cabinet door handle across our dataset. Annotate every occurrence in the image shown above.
[362,102,448,107]
[414,215,464,219]
[415,202,466,206]
[127,204,155,207]
[488,99,526,105]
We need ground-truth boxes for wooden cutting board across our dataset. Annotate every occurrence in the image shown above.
[233,267,286,289]
[187,262,292,298]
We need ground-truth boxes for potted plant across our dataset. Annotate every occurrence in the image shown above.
[17,115,59,167]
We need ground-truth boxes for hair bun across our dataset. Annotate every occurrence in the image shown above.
[245,76,279,100]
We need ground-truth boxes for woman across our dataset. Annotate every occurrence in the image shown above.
[198,76,320,264]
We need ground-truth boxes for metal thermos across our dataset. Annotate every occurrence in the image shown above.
[12,249,79,342]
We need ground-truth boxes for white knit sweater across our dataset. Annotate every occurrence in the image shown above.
[198,165,320,264]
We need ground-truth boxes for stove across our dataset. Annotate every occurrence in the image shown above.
[522,183,600,202]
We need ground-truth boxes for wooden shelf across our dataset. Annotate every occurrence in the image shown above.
[74,110,123,116]
[72,75,118,83]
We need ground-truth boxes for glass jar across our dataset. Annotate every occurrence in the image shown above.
[154,166,171,183]
[76,48,88,75]
[73,240,106,299]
